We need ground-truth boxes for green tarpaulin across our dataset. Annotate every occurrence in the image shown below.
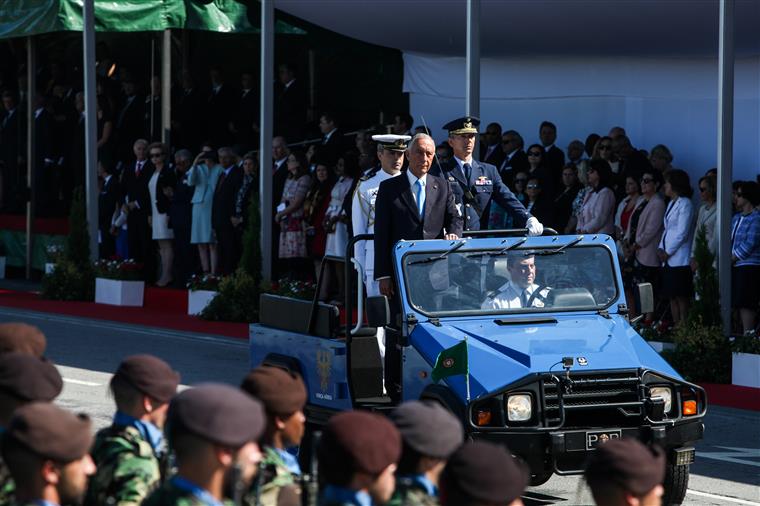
[0,0,304,38]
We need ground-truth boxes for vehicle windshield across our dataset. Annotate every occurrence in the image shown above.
[401,244,618,317]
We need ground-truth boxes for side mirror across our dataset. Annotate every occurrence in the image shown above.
[634,283,654,315]
[366,296,390,328]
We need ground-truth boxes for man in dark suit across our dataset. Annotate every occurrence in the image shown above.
[97,156,120,259]
[317,112,345,167]
[0,91,24,212]
[498,130,529,188]
[232,71,259,153]
[431,117,543,234]
[172,71,203,152]
[374,133,462,400]
[206,66,236,147]
[115,76,145,163]
[33,94,56,216]
[539,120,565,179]
[121,139,154,279]
[169,149,197,285]
[478,122,505,168]
[274,63,307,140]
[212,147,244,275]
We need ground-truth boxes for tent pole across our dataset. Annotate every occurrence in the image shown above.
[466,0,480,159]
[25,37,35,279]
[83,0,98,263]
[150,37,155,141]
[259,0,274,281]
[717,0,734,336]
[162,29,171,146]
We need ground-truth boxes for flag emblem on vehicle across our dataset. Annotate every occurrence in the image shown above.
[442,358,455,368]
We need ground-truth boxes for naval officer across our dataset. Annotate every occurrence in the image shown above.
[431,116,544,235]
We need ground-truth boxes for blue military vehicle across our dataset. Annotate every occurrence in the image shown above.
[250,231,706,504]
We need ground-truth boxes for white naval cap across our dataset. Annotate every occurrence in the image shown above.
[372,134,412,152]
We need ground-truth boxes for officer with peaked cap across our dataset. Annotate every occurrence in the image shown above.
[439,441,528,506]
[431,116,544,236]
[0,323,46,357]
[388,401,463,506]
[85,354,181,506]
[240,366,307,506]
[318,410,402,506]
[584,438,666,506]
[0,352,64,504]
[1,402,96,506]
[143,383,266,506]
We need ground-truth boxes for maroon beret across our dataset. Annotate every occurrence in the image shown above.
[390,401,463,459]
[6,402,92,462]
[0,352,63,401]
[113,354,180,403]
[240,366,307,416]
[318,411,401,477]
[0,323,46,357]
[440,441,528,505]
[585,438,666,496]
[168,383,265,448]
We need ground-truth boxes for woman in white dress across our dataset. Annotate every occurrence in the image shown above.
[147,142,175,286]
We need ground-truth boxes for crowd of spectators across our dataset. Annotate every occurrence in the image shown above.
[0,60,758,334]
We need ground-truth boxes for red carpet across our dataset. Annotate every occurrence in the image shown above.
[0,288,248,340]
[701,383,760,412]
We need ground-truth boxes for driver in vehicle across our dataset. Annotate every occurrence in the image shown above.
[481,252,550,309]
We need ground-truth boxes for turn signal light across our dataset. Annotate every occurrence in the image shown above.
[683,400,697,416]
[475,409,493,426]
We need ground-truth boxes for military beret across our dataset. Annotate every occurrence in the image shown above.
[0,323,46,357]
[442,116,480,135]
[5,402,92,462]
[113,354,180,404]
[584,438,666,497]
[168,383,265,448]
[240,366,307,417]
[390,401,463,459]
[319,411,401,476]
[0,352,63,401]
[440,441,528,505]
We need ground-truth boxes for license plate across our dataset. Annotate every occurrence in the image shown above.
[586,429,621,450]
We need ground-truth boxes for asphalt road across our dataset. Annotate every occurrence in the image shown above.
[1,306,758,506]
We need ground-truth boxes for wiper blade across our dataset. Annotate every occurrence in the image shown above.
[534,237,583,256]
[407,240,466,266]
[464,237,528,259]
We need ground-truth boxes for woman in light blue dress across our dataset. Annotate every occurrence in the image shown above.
[186,150,223,274]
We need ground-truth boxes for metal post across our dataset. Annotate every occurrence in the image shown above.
[83,0,98,262]
[308,49,315,122]
[717,0,734,336]
[25,37,35,279]
[162,29,171,146]
[259,0,274,281]
[150,37,156,140]
[465,0,480,119]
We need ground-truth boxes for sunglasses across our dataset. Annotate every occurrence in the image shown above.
[699,186,709,193]
[515,179,527,184]
[149,153,163,158]
[527,184,540,189]
[641,178,654,184]
[528,151,542,156]
[599,145,612,151]
[502,139,515,145]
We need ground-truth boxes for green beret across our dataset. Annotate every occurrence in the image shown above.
[240,366,307,417]
[5,402,92,462]
[114,354,180,404]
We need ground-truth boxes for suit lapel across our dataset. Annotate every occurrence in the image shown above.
[448,161,467,187]
[423,177,439,223]
[399,175,422,224]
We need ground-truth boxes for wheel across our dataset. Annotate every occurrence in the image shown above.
[661,462,689,505]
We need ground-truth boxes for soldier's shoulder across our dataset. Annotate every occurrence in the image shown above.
[93,424,155,460]
[143,483,202,506]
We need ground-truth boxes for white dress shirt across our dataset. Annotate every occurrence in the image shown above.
[481,281,547,309]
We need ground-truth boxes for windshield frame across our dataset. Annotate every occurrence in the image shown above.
[399,243,621,319]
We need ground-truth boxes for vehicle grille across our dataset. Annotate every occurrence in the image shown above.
[541,372,643,429]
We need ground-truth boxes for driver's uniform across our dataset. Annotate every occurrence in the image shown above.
[481,281,549,309]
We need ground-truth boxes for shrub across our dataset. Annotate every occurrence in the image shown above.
[93,259,144,281]
[663,317,731,384]
[200,269,259,323]
[732,334,760,355]
[239,191,262,284]
[40,259,94,301]
[187,273,223,291]
[689,224,720,326]
[261,278,316,301]
[66,187,91,270]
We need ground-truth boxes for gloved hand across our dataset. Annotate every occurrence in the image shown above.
[526,216,544,236]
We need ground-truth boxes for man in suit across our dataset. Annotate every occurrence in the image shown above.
[172,71,203,152]
[317,112,345,167]
[206,66,236,147]
[392,113,413,136]
[274,63,307,141]
[0,91,24,212]
[431,116,543,234]
[212,147,244,275]
[97,156,120,259]
[33,93,57,216]
[539,120,565,178]
[115,76,145,163]
[121,139,154,279]
[232,71,259,153]
[498,130,529,188]
[479,122,505,168]
[169,149,197,286]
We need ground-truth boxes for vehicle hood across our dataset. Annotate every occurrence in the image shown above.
[410,313,680,400]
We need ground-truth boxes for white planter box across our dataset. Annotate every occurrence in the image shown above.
[732,352,760,389]
[188,290,218,315]
[648,341,676,353]
[0,256,5,279]
[44,262,56,274]
[95,278,144,307]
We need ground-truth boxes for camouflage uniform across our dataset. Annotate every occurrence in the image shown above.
[0,454,15,505]
[387,477,439,506]
[143,478,235,506]
[84,424,164,506]
[245,446,301,506]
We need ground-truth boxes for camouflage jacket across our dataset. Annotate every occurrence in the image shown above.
[84,424,164,506]
[0,453,15,505]
[245,446,300,506]
[143,479,235,506]
[387,477,439,506]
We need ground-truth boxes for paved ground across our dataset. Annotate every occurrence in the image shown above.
[1,306,758,506]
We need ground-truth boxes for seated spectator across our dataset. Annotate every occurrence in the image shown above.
[147,142,176,287]
[631,171,665,321]
[658,169,694,326]
[584,133,600,159]
[577,160,615,235]
[187,150,222,275]
[498,130,529,187]
[613,135,652,195]
[276,149,312,280]
[731,180,760,335]
[304,163,335,281]
[691,174,718,271]
[553,164,582,233]
[392,112,413,136]
[524,177,553,227]
[650,144,674,174]
[592,136,619,174]
[566,139,586,168]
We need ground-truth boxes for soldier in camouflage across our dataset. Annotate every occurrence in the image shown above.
[85,354,180,505]
[142,383,265,506]
[387,401,463,506]
[240,366,308,506]
[0,351,64,505]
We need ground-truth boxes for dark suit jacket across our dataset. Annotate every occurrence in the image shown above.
[0,108,24,183]
[480,143,506,168]
[206,84,236,146]
[544,145,565,172]
[274,79,307,140]
[431,159,530,231]
[234,89,258,148]
[98,175,120,231]
[121,159,154,216]
[272,160,289,211]
[169,170,194,232]
[526,196,554,229]
[373,172,463,280]
[115,94,145,159]
[212,165,244,231]
[318,129,346,167]
[154,166,177,215]
[498,149,530,188]
[173,87,204,151]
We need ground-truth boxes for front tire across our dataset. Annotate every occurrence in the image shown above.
[662,462,689,505]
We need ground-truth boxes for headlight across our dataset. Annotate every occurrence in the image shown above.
[507,394,532,422]
[650,387,672,413]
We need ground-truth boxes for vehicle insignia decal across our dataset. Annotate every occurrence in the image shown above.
[317,349,332,392]
[577,357,588,366]
[442,357,455,368]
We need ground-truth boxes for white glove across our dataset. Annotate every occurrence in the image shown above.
[526,216,544,236]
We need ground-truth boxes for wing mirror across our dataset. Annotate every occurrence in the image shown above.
[633,283,654,323]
